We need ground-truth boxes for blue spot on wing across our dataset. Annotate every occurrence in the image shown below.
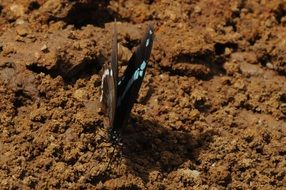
[133,70,140,80]
[139,70,143,77]
[140,61,147,70]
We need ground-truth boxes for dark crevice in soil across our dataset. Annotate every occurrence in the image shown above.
[87,173,111,186]
[258,54,272,67]
[214,42,238,55]
[64,1,120,28]
[225,18,237,32]
[194,99,211,113]
[273,3,286,25]
[280,93,286,103]
[123,38,142,51]
[26,63,55,77]
[145,0,155,4]
[65,157,78,166]
[28,1,40,11]
[240,103,262,114]
[13,89,33,108]
[0,5,3,14]
[51,146,64,159]
[248,33,261,46]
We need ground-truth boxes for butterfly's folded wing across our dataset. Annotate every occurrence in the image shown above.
[113,26,155,131]
[100,24,118,128]
[119,26,154,88]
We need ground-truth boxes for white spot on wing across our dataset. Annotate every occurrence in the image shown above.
[149,30,153,35]
[100,69,111,102]
[145,39,150,47]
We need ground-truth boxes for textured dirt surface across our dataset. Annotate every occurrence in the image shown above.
[0,0,286,189]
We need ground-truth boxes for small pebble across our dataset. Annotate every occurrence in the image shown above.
[266,62,274,69]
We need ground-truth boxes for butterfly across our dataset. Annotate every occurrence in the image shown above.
[100,24,154,141]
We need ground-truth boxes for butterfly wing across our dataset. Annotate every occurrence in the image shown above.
[100,24,118,128]
[112,26,155,131]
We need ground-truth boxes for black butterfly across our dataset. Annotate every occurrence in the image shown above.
[100,24,154,141]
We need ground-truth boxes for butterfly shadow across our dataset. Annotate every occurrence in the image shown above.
[117,116,216,183]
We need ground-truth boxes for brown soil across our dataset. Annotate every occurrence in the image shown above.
[0,0,286,189]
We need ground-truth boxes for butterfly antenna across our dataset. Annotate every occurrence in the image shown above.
[112,19,118,86]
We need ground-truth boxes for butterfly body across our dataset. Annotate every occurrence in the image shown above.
[100,24,154,140]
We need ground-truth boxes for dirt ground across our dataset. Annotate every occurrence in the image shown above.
[0,0,286,189]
